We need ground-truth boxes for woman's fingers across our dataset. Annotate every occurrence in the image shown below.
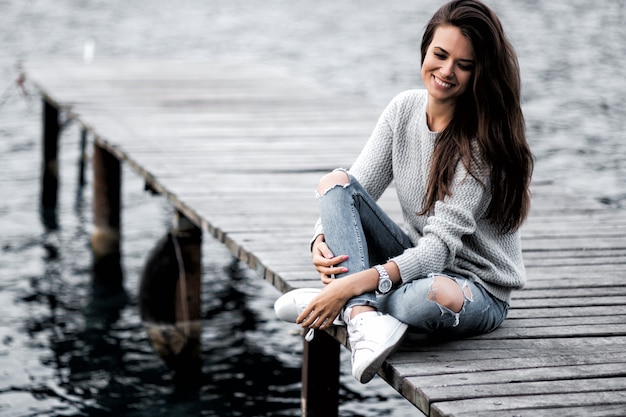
[315,240,334,259]
[318,263,348,284]
[297,304,326,329]
[296,290,343,330]
[313,253,349,271]
[312,239,349,281]
[299,309,335,330]
[320,274,334,285]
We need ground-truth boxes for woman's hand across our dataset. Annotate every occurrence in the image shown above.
[296,279,352,330]
[311,234,349,284]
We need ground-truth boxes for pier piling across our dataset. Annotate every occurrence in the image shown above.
[92,142,123,291]
[302,330,340,417]
[41,99,59,227]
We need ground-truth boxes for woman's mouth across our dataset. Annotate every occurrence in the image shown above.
[433,75,453,88]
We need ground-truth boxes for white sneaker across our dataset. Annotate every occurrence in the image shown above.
[348,312,408,384]
[274,288,344,326]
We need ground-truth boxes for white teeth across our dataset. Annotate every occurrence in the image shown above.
[434,76,452,88]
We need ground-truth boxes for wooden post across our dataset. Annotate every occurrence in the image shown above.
[301,329,340,417]
[41,99,59,228]
[91,142,123,291]
[79,128,88,187]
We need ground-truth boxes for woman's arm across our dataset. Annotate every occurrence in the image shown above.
[393,161,489,283]
[297,260,402,330]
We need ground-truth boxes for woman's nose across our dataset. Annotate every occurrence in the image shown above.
[440,61,455,78]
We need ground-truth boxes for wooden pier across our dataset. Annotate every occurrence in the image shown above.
[22,60,626,416]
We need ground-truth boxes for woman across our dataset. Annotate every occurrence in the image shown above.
[275,0,533,384]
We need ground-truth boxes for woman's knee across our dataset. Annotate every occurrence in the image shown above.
[316,170,350,196]
[428,276,470,313]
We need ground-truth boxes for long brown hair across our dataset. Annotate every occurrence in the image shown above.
[419,0,533,233]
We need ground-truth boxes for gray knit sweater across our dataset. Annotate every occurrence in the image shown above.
[315,89,526,303]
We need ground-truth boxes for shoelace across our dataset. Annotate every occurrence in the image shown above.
[304,320,349,342]
[304,314,346,342]
[305,328,315,342]
[348,318,365,344]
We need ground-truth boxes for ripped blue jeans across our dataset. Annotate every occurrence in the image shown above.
[318,173,508,338]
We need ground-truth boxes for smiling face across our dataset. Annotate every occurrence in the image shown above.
[421,24,475,106]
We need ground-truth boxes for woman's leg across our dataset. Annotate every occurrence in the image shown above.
[316,170,413,311]
[379,273,509,338]
[316,171,414,383]
[317,172,508,338]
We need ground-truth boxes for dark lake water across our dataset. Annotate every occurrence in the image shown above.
[1,1,625,416]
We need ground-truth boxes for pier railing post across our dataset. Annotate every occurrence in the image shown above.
[301,329,340,417]
[92,142,123,291]
[41,98,60,227]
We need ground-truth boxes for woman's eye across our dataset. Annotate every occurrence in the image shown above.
[458,63,474,71]
[434,52,446,59]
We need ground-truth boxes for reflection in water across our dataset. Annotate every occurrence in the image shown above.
[199,261,302,416]
[140,230,203,389]
[0,103,308,414]
[14,228,302,416]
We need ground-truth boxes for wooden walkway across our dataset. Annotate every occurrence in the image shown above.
[22,60,626,416]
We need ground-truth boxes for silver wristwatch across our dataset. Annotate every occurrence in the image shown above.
[374,265,393,294]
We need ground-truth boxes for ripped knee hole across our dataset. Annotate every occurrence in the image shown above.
[427,275,472,313]
[316,171,350,196]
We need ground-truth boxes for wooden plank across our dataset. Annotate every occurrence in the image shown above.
[450,405,626,417]
[397,350,626,377]
[416,378,626,416]
[420,376,626,405]
[506,305,626,319]
[430,390,626,417]
[403,362,626,395]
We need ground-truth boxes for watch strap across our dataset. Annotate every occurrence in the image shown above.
[374,264,392,294]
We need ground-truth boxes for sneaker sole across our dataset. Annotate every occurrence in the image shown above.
[354,321,408,384]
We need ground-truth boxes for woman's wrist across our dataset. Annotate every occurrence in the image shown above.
[335,262,400,298]
[341,268,379,297]
[382,261,402,285]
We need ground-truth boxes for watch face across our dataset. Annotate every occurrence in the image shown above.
[379,278,392,293]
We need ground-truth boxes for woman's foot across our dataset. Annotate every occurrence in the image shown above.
[347,311,408,383]
[274,288,344,325]
[349,305,376,319]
